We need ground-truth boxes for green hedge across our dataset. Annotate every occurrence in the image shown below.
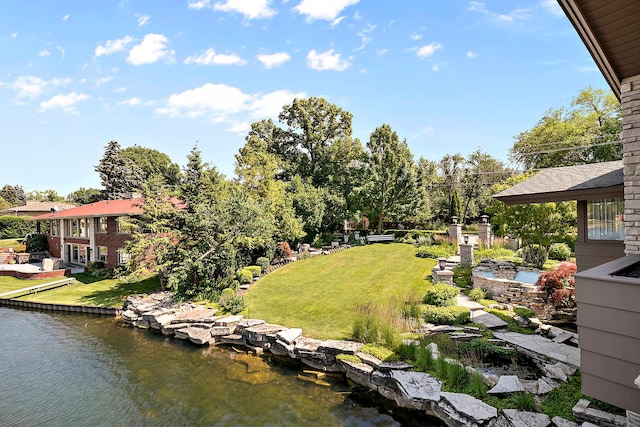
[421,305,470,325]
[246,265,262,277]
[424,284,460,306]
[416,244,456,259]
[236,268,253,284]
[256,257,270,271]
[0,216,35,239]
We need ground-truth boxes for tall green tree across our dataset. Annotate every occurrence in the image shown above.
[26,189,65,202]
[361,124,418,231]
[0,185,26,206]
[122,145,181,188]
[438,154,465,222]
[95,141,143,200]
[66,187,102,205]
[510,87,621,169]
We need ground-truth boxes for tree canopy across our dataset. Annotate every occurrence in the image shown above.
[95,141,143,200]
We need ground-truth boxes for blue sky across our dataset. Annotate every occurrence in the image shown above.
[1,0,609,196]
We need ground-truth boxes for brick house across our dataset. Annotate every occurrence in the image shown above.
[31,196,145,268]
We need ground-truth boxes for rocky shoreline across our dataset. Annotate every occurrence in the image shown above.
[120,292,617,427]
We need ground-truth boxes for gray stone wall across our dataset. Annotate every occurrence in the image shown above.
[622,75,640,255]
[472,275,547,315]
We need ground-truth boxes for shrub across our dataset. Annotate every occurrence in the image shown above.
[245,265,262,277]
[402,236,416,245]
[453,265,473,288]
[468,287,486,302]
[514,307,536,319]
[422,305,470,324]
[25,234,48,252]
[256,257,270,271]
[549,243,571,261]
[0,215,35,239]
[511,392,536,411]
[415,234,432,246]
[468,372,488,399]
[424,284,460,307]
[446,361,469,389]
[277,241,293,258]
[537,262,577,307]
[475,247,518,261]
[416,244,456,259]
[220,294,246,314]
[236,268,253,284]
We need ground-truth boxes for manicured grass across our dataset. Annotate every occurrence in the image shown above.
[16,273,161,308]
[0,276,62,295]
[244,244,436,340]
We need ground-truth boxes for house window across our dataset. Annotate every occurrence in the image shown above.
[587,198,624,241]
[51,220,60,236]
[118,250,130,266]
[96,217,108,233]
[66,219,80,237]
[79,218,88,238]
[97,246,108,263]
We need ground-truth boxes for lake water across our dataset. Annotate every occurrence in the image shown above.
[0,307,441,427]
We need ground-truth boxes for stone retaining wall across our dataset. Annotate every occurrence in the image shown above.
[0,298,120,315]
[472,275,547,314]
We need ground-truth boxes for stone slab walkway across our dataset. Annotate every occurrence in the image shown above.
[456,294,508,329]
[493,331,580,369]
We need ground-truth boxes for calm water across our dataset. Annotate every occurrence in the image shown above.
[0,307,440,427]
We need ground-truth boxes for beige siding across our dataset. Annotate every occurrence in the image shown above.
[575,255,640,413]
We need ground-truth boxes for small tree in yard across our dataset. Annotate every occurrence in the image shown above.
[537,262,577,308]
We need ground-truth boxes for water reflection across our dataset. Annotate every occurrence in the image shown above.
[0,308,438,426]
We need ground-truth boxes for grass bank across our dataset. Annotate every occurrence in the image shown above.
[15,273,161,308]
[244,243,436,340]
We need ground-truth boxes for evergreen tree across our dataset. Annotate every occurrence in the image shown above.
[95,141,143,200]
[0,185,26,206]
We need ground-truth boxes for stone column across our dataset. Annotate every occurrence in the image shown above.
[432,268,454,285]
[622,75,640,255]
[459,243,474,267]
[478,223,492,248]
[449,223,462,246]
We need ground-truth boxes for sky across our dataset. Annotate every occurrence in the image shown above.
[0,0,610,197]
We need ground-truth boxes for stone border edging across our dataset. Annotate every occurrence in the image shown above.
[0,298,120,315]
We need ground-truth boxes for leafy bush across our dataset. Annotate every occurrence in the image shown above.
[245,265,262,277]
[548,243,571,261]
[514,307,536,319]
[422,305,470,324]
[424,284,460,307]
[236,268,253,284]
[256,257,270,271]
[0,215,35,239]
[25,234,48,252]
[277,241,293,258]
[475,247,518,261]
[537,262,577,308]
[415,234,432,246]
[218,287,246,314]
[402,236,416,245]
[468,287,486,302]
[416,244,456,259]
[453,265,473,288]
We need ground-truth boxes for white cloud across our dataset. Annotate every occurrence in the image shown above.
[355,23,375,51]
[127,34,175,65]
[94,77,114,87]
[137,15,150,26]
[466,51,477,59]
[4,75,71,99]
[257,52,291,68]
[190,0,276,19]
[38,49,51,57]
[56,46,66,58]
[294,0,359,22]
[184,48,247,65]
[409,33,422,41]
[40,92,89,113]
[307,49,351,71]
[467,1,530,22]
[118,97,142,106]
[331,16,345,27]
[540,0,563,16]
[416,42,442,58]
[115,87,127,93]
[95,36,134,57]
[11,32,18,39]
[62,14,69,21]
[432,64,440,71]
[377,48,389,55]
[157,83,304,129]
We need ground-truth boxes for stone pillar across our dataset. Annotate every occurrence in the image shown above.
[459,243,474,267]
[628,410,640,427]
[449,223,462,246]
[432,268,454,285]
[478,223,492,248]
[622,75,640,255]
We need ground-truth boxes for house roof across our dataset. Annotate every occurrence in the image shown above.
[0,201,76,215]
[30,198,145,220]
[558,0,640,99]
[493,161,623,205]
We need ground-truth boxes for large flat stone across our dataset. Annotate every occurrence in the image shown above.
[471,310,509,329]
[317,339,362,355]
[389,370,441,404]
[171,308,219,323]
[493,331,580,369]
[488,375,526,394]
[215,315,244,326]
[243,323,286,342]
[551,416,579,427]
[502,409,551,427]
[439,392,498,425]
[276,328,302,345]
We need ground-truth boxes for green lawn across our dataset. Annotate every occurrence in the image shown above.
[0,276,62,295]
[244,243,436,340]
[15,273,161,308]
[0,238,23,248]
